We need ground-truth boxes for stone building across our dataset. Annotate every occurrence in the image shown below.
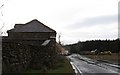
[7,19,56,45]
[2,19,57,73]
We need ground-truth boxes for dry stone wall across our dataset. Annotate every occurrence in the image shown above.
[2,40,57,73]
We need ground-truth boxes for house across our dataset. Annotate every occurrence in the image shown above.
[6,19,56,45]
[2,19,57,73]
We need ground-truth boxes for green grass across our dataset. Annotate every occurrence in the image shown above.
[22,56,74,75]
[47,57,74,73]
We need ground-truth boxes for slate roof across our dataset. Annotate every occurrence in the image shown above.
[8,19,56,33]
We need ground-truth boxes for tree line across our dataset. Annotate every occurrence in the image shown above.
[64,38,119,54]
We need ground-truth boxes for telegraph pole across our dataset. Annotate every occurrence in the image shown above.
[58,34,61,45]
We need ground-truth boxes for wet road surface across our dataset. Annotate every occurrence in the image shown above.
[67,54,120,75]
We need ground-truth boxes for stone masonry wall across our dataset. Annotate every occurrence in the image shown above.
[2,40,57,73]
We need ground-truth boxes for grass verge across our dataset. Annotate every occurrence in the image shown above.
[47,56,74,73]
[21,56,74,75]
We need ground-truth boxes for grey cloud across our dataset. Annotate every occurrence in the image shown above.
[68,14,117,29]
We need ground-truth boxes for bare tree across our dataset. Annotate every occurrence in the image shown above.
[0,0,7,36]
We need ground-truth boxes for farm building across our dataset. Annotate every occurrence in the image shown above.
[2,19,58,73]
[6,19,56,45]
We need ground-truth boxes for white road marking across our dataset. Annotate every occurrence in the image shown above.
[70,61,83,75]
[70,62,78,73]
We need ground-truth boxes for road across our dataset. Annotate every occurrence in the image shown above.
[67,54,120,75]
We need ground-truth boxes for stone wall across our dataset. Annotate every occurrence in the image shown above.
[2,41,31,73]
[2,39,57,73]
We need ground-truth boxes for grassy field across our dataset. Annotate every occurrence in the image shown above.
[82,53,119,64]
[24,56,74,75]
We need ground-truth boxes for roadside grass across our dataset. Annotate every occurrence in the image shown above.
[82,53,119,64]
[47,57,74,73]
[22,56,74,75]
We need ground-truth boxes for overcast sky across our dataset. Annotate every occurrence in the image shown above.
[0,0,119,44]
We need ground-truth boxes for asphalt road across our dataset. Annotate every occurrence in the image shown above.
[67,54,120,75]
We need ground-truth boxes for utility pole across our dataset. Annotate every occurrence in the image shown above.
[58,34,61,45]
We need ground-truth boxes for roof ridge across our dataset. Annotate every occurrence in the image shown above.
[26,19,56,32]
[7,19,56,33]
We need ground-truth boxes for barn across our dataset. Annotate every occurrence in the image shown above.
[2,19,58,73]
[7,19,56,44]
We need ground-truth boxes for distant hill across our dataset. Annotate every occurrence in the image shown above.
[64,38,119,54]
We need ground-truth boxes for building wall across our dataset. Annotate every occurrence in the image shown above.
[2,39,57,73]
[3,21,57,73]
[8,32,56,40]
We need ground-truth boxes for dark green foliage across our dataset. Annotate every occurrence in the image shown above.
[65,38,119,54]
